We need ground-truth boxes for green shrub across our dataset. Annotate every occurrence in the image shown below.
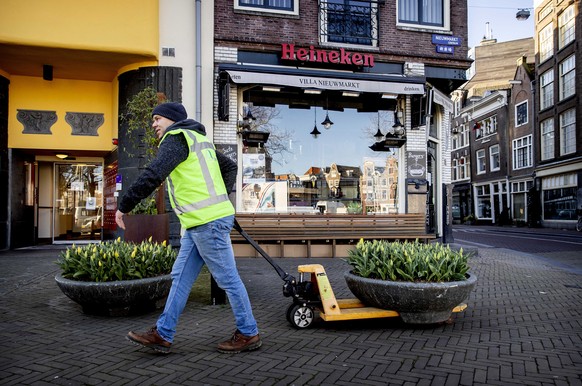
[129,194,158,215]
[56,237,177,282]
[346,239,471,283]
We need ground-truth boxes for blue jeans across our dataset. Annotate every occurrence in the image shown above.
[156,215,258,342]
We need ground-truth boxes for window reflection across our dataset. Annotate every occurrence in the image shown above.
[239,106,400,215]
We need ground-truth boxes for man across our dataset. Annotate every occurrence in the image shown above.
[115,102,261,354]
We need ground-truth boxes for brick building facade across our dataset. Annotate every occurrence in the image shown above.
[212,0,471,245]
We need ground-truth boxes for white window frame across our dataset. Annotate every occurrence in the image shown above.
[476,149,486,174]
[452,124,468,150]
[397,0,450,32]
[559,55,575,101]
[560,109,576,156]
[489,145,500,172]
[235,0,299,16]
[538,3,553,21]
[558,5,575,49]
[515,101,528,126]
[475,184,492,219]
[474,115,497,139]
[540,118,555,161]
[452,156,468,182]
[512,135,533,170]
[539,23,554,63]
[540,70,554,111]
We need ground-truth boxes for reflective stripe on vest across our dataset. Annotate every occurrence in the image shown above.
[165,130,230,216]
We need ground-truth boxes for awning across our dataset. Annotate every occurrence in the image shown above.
[219,64,425,95]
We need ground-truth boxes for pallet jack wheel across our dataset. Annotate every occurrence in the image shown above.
[287,303,315,329]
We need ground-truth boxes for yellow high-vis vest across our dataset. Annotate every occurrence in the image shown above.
[161,128,234,229]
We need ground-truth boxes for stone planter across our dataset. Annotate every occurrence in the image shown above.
[55,273,172,316]
[344,271,477,324]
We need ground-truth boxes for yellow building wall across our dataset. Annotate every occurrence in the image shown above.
[0,0,158,56]
[8,76,114,152]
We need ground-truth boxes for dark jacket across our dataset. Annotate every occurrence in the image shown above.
[117,119,237,214]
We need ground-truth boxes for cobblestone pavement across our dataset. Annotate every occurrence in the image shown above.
[1,234,581,385]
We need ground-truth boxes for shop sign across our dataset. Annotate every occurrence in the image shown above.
[281,43,375,67]
[407,151,426,179]
[225,69,425,94]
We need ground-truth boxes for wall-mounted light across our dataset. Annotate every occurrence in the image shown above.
[392,110,405,136]
[55,153,68,159]
[237,107,256,131]
[342,91,360,97]
[304,89,322,95]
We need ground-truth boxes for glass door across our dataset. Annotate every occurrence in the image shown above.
[54,163,103,243]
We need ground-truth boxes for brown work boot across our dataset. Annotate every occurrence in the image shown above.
[217,330,262,353]
[126,326,171,354]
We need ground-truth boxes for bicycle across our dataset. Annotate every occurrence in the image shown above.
[577,214,582,232]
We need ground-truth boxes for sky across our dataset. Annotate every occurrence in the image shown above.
[269,1,536,175]
[467,0,534,49]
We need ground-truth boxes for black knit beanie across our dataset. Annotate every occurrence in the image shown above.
[152,102,187,122]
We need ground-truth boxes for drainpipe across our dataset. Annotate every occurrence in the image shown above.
[195,0,202,121]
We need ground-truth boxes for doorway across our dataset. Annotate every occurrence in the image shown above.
[53,163,103,243]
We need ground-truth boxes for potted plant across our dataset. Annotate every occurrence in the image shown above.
[120,87,170,243]
[344,239,477,324]
[54,237,177,316]
[347,202,363,215]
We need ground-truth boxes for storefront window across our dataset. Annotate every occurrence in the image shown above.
[511,181,533,222]
[543,173,578,220]
[239,106,401,215]
[475,184,491,219]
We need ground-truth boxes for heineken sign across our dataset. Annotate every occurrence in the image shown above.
[281,43,375,67]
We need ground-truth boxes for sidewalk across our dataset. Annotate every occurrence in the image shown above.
[1,239,581,385]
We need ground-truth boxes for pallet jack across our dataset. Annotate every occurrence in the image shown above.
[233,219,467,329]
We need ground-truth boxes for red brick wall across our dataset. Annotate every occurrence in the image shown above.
[215,0,470,69]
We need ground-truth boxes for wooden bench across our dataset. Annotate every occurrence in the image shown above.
[231,213,436,258]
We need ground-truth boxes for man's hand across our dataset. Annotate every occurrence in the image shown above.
[115,210,126,230]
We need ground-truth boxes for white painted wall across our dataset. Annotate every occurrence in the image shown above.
[159,0,196,119]
[159,0,214,134]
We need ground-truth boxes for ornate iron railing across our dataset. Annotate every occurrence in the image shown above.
[319,0,380,47]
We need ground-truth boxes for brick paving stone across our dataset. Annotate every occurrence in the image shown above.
[1,236,582,385]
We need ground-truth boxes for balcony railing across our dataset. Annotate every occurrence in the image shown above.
[319,0,379,47]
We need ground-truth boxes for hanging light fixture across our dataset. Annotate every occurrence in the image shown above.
[244,107,255,123]
[321,112,333,129]
[516,9,530,21]
[374,111,384,141]
[392,110,404,136]
[310,108,321,139]
[320,95,334,129]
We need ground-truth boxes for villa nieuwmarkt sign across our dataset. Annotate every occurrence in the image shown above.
[281,43,375,67]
